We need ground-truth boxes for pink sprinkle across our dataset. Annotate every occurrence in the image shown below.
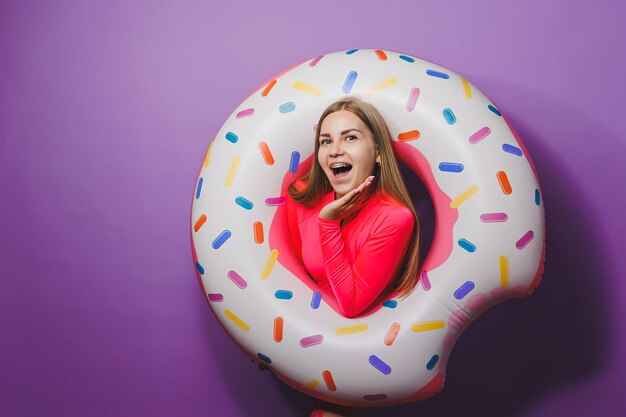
[420,270,431,291]
[309,55,324,67]
[265,197,286,206]
[208,293,223,302]
[516,230,534,249]
[227,270,247,289]
[300,334,324,348]
[480,212,508,223]
[236,108,255,119]
[406,87,420,112]
[469,127,491,144]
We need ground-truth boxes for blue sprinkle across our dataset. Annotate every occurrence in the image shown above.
[343,71,358,94]
[275,290,293,300]
[439,162,464,173]
[443,108,457,125]
[225,131,238,143]
[257,353,272,364]
[195,177,203,199]
[502,144,523,156]
[369,355,392,375]
[382,300,398,309]
[195,262,204,275]
[488,104,502,116]
[212,230,232,249]
[311,291,321,309]
[399,55,415,63]
[279,102,296,114]
[426,355,440,371]
[235,196,254,210]
[289,151,300,173]
[458,238,476,253]
[535,189,541,206]
[346,49,359,55]
[426,69,450,79]
[454,281,475,300]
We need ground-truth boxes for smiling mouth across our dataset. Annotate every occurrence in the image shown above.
[330,162,353,178]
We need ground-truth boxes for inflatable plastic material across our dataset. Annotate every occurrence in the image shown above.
[190,49,545,406]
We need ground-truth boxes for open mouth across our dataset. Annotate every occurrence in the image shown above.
[330,162,352,178]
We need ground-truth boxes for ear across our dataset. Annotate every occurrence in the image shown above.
[375,148,381,164]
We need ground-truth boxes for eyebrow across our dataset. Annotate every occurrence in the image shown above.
[319,128,362,138]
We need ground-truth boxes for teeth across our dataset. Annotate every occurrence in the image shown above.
[330,163,351,169]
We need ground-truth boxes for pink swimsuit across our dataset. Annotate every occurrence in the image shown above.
[286,187,414,317]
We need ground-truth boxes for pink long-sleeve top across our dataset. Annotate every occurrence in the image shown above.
[286,185,414,317]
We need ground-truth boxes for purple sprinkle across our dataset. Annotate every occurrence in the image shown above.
[208,293,224,302]
[300,334,324,348]
[265,197,286,206]
[420,270,431,290]
[363,394,388,401]
[454,281,475,300]
[480,213,508,223]
[516,230,535,249]
[227,270,247,289]
[369,355,391,375]
[311,291,321,309]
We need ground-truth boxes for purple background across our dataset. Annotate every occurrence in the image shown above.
[1,1,625,416]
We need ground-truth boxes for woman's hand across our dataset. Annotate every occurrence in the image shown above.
[319,176,375,221]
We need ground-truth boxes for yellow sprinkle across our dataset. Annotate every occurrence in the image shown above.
[336,324,368,335]
[261,249,279,280]
[204,142,213,168]
[305,379,320,390]
[462,78,472,99]
[412,320,445,332]
[225,156,241,187]
[292,81,323,97]
[225,309,250,331]
[450,185,480,208]
[366,77,398,96]
[499,255,509,287]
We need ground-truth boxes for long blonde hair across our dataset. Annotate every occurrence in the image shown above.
[288,97,420,296]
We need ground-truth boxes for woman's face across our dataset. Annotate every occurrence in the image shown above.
[317,110,380,199]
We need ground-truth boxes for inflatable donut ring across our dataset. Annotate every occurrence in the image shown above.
[190,49,545,406]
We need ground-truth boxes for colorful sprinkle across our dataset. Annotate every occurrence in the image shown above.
[194,214,207,232]
[261,80,277,97]
[279,102,296,113]
[469,127,491,144]
[253,221,264,244]
[196,262,205,275]
[346,49,359,55]
[322,370,337,391]
[203,142,212,168]
[458,238,476,252]
[450,185,480,208]
[399,55,415,63]
[382,300,398,309]
[439,162,464,173]
[311,291,322,309]
[426,355,440,370]
[336,324,368,335]
[398,130,420,142]
[257,353,272,364]
[309,55,324,66]
[535,189,541,206]
[300,334,324,348]
[426,69,449,79]
[462,78,472,98]
[384,323,401,346]
[364,394,388,401]
[227,270,247,289]
[235,196,253,210]
[259,142,274,165]
[367,77,398,96]
[420,270,431,290]
[480,212,508,223]
[305,379,320,390]
[274,317,284,342]
[443,108,457,125]
[406,87,420,112]
[261,249,279,280]
[369,355,391,375]
[375,50,388,61]
[292,81,323,97]
[195,177,203,199]
[516,230,535,249]
[454,281,475,299]
[503,143,523,156]
[488,104,502,116]
[208,293,223,302]
[275,290,293,300]
[225,131,238,143]
[412,320,445,332]
[225,156,241,187]
[236,108,254,119]
[499,255,509,287]
[225,309,250,331]
[342,71,358,94]
[289,151,300,173]
[265,197,286,206]
[212,230,232,249]
[497,171,512,194]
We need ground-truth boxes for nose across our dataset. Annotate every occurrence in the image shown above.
[329,140,344,157]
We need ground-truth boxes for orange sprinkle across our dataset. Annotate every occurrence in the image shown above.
[375,50,388,61]
[384,323,401,346]
[259,142,275,165]
[262,79,277,97]
[273,317,283,342]
[497,171,512,195]
[194,214,207,232]
[253,221,264,244]
[322,370,337,391]
[398,130,420,142]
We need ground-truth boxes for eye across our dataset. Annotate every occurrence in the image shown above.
[320,139,331,145]
[345,135,357,142]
